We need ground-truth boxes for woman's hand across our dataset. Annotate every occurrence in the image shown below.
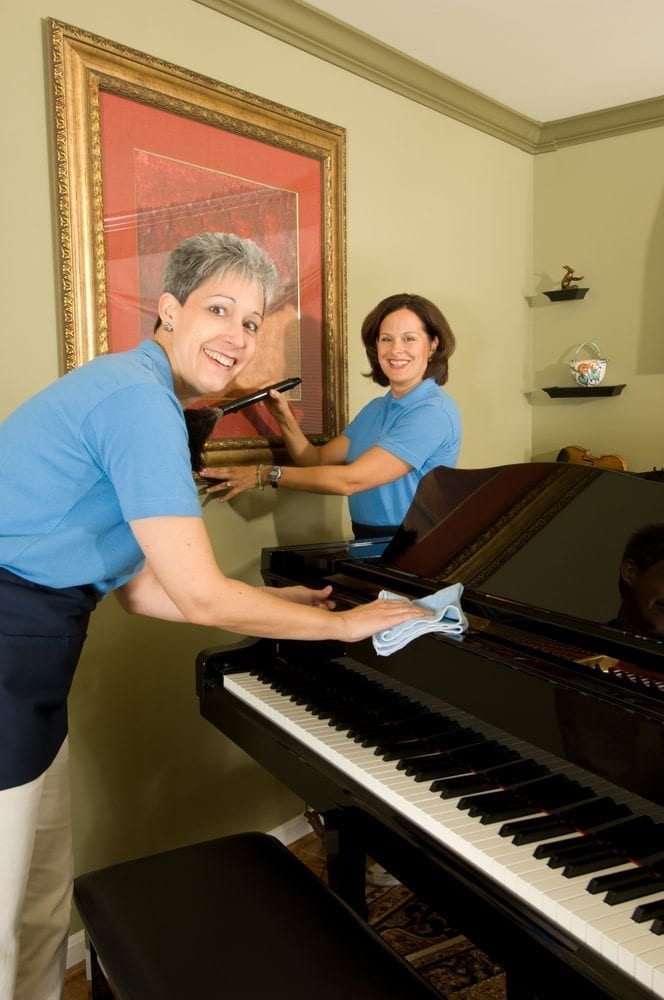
[264,584,336,609]
[336,596,430,643]
[263,387,293,424]
[265,585,430,641]
[200,464,259,501]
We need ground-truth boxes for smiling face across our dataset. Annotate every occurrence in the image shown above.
[375,308,437,398]
[157,271,265,401]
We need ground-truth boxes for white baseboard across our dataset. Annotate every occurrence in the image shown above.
[66,812,314,971]
[269,811,313,846]
[67,929,86,970]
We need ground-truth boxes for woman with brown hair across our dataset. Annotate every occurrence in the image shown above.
[204,292,462,538]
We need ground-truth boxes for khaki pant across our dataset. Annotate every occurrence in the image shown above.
[0,739,72,1000]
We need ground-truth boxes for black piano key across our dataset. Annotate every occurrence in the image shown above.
[346,708,419,736]
[346,699,426,735]
[499,797,632,846]
[376,727,464,760]
[359,712,459,747]
[396,729,486,771]
[544,841,609,866]
[426,743,520,783]
[434,759,550,799]
[407,741,521,783]
[535,815,656,861]
[632,898,664,923]
[587,856,664,901]
[589,866,645,896]
[398,731,486,771]
[466,793,534,823]
[517,776,594,811]
[561,850,627,878]
[606,872,664,905]
[327,700,418,733]
[551,818,662,878]
[375,725,463,760]
[405,741,495,780]
[461,773,593,820]
[499,814,571,844]
[651,918,664,934]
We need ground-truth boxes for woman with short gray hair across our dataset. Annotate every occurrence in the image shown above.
[0,231,423,1000]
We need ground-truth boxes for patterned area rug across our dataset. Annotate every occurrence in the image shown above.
[368,881,506,999]
[292,831,506,999]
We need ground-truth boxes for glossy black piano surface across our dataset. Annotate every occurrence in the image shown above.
[197,463,664,1000]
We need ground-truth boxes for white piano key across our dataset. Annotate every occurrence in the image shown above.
[618,933,664,979]
[636,947,664,992]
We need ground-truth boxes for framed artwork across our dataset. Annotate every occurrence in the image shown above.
[48,19,347,463]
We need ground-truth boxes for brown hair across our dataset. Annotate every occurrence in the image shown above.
[360,293,456,387]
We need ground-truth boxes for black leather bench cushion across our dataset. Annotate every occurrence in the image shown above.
[74,831,439,999]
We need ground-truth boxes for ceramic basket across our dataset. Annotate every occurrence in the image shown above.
[568,341,607,387]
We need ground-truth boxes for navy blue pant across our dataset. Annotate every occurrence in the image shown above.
[0,568,97,790]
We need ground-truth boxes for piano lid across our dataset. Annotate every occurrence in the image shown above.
[380,462,664,642]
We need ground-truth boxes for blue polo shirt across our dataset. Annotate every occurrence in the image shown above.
[343,378,461,527]
[0,339,201,595]
[0,340,203,788]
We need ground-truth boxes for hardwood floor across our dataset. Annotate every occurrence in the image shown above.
[64,961,90,1000]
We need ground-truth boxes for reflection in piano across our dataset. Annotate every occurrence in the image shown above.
[197,463,664,999]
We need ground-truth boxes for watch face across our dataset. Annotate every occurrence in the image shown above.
[268,465,282,484]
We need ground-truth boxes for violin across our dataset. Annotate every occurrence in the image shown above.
[556,444,626,471]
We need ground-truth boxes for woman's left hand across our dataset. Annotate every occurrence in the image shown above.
[264,584,336,609]
[200,465,259,501]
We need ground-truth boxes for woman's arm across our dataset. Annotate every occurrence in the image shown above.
[262,389,323,466]
[201,445,411,503]
[263,389,348,467]
[116,515,425,642]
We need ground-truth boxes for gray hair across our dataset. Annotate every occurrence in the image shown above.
[162,232,278,310]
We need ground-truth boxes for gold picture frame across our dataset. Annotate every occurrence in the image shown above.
[47,18,347,464]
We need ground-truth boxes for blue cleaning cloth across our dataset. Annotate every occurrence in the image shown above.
[372,583,468,656]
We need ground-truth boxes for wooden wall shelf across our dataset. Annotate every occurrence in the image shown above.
[543,384,626,398]
[543,287,589,301]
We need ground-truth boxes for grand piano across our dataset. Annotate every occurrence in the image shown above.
[196,462,664,999]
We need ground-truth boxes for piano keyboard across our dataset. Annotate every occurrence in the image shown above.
[221,654,664,997]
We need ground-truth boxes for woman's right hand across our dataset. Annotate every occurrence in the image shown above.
[264,388,294,424]
[336,596,429,643]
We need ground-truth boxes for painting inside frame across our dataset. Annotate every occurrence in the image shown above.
[48,19,347,462]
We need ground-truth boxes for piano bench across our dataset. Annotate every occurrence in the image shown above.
[73,831,440,1000]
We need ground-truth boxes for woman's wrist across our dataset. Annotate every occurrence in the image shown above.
[256,464,265,491]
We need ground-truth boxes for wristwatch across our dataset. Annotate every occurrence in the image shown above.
[266,465,282,488]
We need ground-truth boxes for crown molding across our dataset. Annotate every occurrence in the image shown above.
[194,0,664,154]
[193,0,540,152]
[538,95,664,151]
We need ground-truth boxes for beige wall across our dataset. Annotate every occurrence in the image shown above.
[0,0,577,935]
[532,126,664,469]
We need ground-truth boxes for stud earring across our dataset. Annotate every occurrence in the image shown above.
[164,322,173,332]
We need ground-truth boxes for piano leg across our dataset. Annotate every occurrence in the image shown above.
[322,809,369,919]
